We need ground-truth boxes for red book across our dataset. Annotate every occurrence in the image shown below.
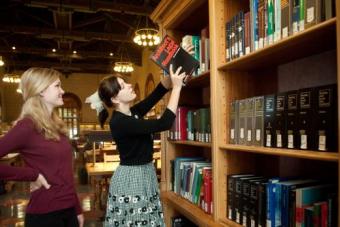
[150,35,200,84]
[178,107,189,140]
[203,167,212,214]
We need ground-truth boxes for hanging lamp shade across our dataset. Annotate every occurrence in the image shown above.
[2,73,20,83]
[113,61,134,73]
[133,16,160,47]
[133,28,160,47]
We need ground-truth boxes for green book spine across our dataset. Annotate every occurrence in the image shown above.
[267,0,275,44]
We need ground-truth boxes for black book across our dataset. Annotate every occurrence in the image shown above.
[247,178,267,227]
[286,90,299,149]
[227,174,253,221]
[315,84,337,151]
[253,96,265,147]
[274,92,287,148]
[236,176,263,225]
[264,95,276,147]
[171,216,197,227]
[298,88,316,150]
[257,182,268,227]
[150,35,200,83]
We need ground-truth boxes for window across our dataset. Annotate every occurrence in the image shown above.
[57,93,81,139]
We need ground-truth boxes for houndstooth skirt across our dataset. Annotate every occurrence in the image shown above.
[104,162,165,227]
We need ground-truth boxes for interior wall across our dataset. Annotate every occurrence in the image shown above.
[0,47,163,124]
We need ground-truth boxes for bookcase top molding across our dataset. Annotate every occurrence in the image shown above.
[150,0,206,29]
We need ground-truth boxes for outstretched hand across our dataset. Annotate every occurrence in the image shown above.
[182,44,195,55]
[169,64,187,88]
[30,173,51,192]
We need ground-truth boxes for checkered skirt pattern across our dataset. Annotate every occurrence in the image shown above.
[104,162,165,227]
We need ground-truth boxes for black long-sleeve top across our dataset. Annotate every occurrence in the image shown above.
[110,83,176,165]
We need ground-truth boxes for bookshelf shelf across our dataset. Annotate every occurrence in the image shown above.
[186,71,210,87]
[169,140,212,148]
[161,191,220,227]
[220,218,242,227]
[218,18,336,71]
[220,144,339,162]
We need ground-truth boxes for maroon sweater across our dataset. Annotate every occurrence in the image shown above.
[0,118,81,214]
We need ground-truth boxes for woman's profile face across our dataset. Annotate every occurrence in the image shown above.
[40,79,65,108]
[113,77,136,104]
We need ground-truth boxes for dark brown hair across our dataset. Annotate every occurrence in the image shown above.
[97,75,122,128]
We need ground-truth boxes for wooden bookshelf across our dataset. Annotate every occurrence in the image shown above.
[212,0,340,226]
[218,18,337,71]
[152,0,215,226]
[152,0,340,226]
[220,217,243,227]
[169,140,212,148]
[161,191,220,227]
[220,144,339,162]
[186,71,210,87]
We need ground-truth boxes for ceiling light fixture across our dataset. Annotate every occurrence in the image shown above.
[12,46,16,50]
[133,28,160,47]
[133,17,160,47]
[113,45,134,73]
[2,74,21,83]
[113,62,134,73]
[52,48,56,52]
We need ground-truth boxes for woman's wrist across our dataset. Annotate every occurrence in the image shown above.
[172,86,182,91]
[161,76,172,90]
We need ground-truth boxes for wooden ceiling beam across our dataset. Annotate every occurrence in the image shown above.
[0,46,141,63]
[24,0,153,16]
[73,15,105,29]
[0,25,134,43]
[6,60,115,74]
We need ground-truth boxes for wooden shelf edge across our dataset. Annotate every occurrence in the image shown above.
[217,18,337,70]
[220,144,339,162]
[161,191,221,227]
[186,70,210,87]
[220,218,243,227]
[168,140,212,147]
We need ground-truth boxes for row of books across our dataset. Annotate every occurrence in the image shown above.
[225,0,335,61]
[170,157,213,214]
[229,84,337,151]
[181,26,210,75]
[227,174,338,227]
[168,107,211,143]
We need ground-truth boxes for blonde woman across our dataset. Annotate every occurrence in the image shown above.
[0,68,83,227]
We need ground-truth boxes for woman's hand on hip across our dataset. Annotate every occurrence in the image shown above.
[77,214,84,227]
[30,173,51,192]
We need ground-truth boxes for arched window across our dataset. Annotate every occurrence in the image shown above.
[57,93,81,139]
[145,73,155,97]
[145,73,156,118]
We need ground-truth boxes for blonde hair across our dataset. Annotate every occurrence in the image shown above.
[18,67,68,140]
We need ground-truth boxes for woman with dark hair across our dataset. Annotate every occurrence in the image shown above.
[90,62,188,226]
